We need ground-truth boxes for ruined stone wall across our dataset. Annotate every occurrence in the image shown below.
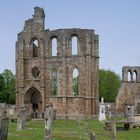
[116,66,140,113]
[16,7,99,119]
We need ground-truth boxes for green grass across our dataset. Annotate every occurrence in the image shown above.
[8,119,140,140]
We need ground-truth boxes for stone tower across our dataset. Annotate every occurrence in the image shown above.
[116,66,140,113]
[16,7,99,119]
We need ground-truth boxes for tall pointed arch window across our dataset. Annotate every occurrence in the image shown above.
[133,71,137,82]
[51,68,57,95]
[128,71,132,82]
[73,68,79,95]
[72,36,78,55]
[32,38,39,57]
[52,38,58,56]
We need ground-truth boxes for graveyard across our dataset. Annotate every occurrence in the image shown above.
[1,2,140,140]
[7,119,140,140]
[0,100,140,140]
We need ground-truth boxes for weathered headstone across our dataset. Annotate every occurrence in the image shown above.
[44,103,55,140]
[45,128,51,140]
[130,105,134,121]
[136,102,140,114]
[17,106,26,130]
[98,97,106,121]
[0,103,9,140]
[90,131,96,140]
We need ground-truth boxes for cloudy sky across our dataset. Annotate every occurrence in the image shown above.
[0,0,140,77]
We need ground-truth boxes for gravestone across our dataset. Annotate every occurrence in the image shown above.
[136,102,140,114]
[130,105,134,122]
[125,103,134,123]
[44,103,55,140]
[90,131,96,140]
[17,106,26,130]
[0,103,9,140]
[98,97,106,121]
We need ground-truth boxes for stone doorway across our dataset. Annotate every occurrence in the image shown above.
[24,87,42,118]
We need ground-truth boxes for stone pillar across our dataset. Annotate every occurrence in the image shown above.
[0,106,9,140]
[111,121,116,140]
[40,38,45,117]
[17,106,26,130]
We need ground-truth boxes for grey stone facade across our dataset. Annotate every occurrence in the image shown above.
[16,7,99,119]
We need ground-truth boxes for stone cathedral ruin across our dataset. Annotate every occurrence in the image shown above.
[116,66,140,115]
[16,7,99,119]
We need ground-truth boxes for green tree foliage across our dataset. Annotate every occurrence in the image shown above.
[0,74,5,90]
[51,68,57,95]
[0,69,15,104]
[99,69,121,102]
[73,77,78,95]
[0,74,5,102]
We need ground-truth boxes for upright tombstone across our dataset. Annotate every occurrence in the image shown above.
[17,106,26,130]
[0,103,9,140]
[44,103,52,140]
[90,131,96,140]
[98,97,106,121]
[125,103,134,122]
[130,105,134,122]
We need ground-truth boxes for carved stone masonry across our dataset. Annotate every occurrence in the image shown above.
[16,7,99,119]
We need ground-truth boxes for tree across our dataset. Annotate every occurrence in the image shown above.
[0,74,5,102]
[73,77,78,95]
[0,69,16,104]
[99,69,121,102]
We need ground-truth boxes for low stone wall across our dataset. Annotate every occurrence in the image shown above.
[0,103,17,121]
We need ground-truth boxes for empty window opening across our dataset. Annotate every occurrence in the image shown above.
[52,38,57,56]
[33,40,39,47]
[32,39,39,57]
[72,37,78,55]
[128,71,132,81]
[133,71,137,81]
[51,68,57,95]
[73,68,78,95]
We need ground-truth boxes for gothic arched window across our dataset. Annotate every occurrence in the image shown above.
[32,38,39,57]
[72,36,78,55]
[133,71,137,82]
[52,38,58,56]
[51,68,57,95]
[128,71,132,81]
[73,68,78,95]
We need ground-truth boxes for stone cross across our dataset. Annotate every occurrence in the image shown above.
[98,97,106,121]
[101,97,104,103]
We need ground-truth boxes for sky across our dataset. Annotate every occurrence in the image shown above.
[0,0,140,77]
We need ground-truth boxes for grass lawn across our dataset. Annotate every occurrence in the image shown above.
[8,119,140,140]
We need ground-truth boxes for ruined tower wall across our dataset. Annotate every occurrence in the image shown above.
[116,66,140,113]
[16,7,99,119]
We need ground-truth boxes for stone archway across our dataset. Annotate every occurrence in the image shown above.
[24,87,42,118]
